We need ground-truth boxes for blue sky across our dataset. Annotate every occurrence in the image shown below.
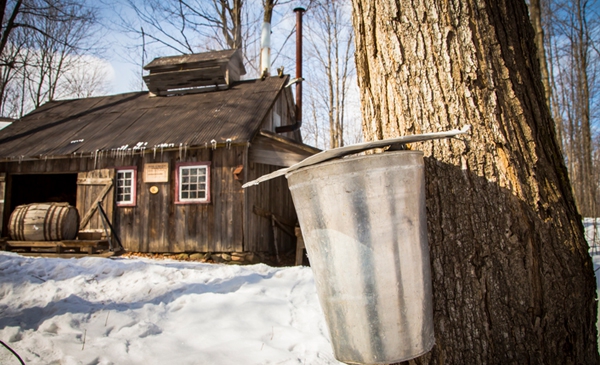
[96,1,148,94]
[96,0,306,95]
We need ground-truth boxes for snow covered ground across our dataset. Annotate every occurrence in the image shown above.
[584,218,600,351]
[2,222,600,365]
[0,255,341,365]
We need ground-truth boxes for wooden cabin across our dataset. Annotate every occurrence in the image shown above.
[0,49,319,257]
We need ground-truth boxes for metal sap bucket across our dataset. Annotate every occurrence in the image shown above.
[286,150,434,364]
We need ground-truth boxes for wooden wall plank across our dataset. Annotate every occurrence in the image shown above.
[244,161,297,254]
[0,144,295,254]
[213,149,224,252]
[0,173,5,235]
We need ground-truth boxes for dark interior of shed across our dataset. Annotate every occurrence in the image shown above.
[10,173,78,210]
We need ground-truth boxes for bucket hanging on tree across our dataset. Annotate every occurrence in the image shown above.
[286,150,433,364]
[243,126,470,364]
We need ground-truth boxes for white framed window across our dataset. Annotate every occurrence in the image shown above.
[176,162,210,204]
[116,168,136,206]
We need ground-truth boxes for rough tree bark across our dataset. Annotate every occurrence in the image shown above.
[350,0,598,363]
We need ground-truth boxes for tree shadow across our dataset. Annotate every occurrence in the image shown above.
[0,260,276,331]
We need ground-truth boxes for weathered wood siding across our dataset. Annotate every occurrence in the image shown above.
[117,146,246,253]
[244,87,302,253]
[0,173,5,234]
[244,161,297,253]
[0,146,246,253]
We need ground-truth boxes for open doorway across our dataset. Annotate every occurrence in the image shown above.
[10,173,78,212]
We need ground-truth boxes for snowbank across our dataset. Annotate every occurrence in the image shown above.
[583,218,600,350]
[0,253,341,364]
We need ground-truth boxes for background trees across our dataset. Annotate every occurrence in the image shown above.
[279,0,363,149]
[535,0,600,217]
[302,0,361,149]
[0,0,103,118]
[119,0,244,54]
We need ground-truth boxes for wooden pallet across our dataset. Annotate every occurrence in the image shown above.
[1,239,112,256]
[16,251,117,259]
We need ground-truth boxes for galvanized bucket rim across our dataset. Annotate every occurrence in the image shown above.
[285,149,424,179]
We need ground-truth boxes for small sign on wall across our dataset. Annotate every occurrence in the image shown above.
[144,163,169,183]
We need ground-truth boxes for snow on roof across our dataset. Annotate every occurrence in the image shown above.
[0,76,288,159]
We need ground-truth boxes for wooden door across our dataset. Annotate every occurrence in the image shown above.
[76,169,115,235]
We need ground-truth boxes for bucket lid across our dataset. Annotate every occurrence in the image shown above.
[242,125,470,188]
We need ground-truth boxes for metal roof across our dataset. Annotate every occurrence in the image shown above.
[0,76,289,159]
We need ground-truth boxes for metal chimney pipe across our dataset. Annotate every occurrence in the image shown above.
[260,21,271,76]
[276,6,305,134]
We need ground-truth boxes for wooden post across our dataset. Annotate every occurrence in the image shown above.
[295,226,305,266]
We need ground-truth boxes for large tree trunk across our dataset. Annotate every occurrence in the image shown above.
[350,0,598,363]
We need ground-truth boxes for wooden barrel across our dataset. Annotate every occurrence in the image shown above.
[8,203,79,241]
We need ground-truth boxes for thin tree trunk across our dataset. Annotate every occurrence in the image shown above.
[0,0,22,59]
[546,22,565,155]
[528,0,552,111]
[351,0,598,363]
[573,0,594,217]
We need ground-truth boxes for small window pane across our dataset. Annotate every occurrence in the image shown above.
[178,165,208,202]
[117,169,135,205]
